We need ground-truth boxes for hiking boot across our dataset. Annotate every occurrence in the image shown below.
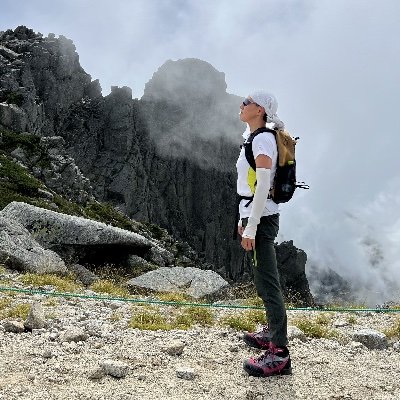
[243,326,271,349]
[243,345,292,377]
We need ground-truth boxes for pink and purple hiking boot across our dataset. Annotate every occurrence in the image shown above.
[243,326,271,349]
[243,344,292,377]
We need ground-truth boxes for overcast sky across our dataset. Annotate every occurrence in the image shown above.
[2,0,400,304]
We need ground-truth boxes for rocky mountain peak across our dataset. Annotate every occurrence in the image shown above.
[0,26,100,136]
[142,58,227,102]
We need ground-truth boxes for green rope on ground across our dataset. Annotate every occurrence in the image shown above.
[0,285,399,313]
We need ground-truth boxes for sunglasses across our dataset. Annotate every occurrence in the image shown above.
[242,98,259,107]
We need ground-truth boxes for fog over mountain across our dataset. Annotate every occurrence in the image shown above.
[1,0,400,304]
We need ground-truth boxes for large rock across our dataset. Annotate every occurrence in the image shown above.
[127,266,229,299]
[24,302,46,330]
[1,202,175,268]
[352,329,388,350]
[275,241,315,306]
[1,202,152,264]
[0,215,66,274]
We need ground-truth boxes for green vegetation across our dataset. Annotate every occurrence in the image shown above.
[0,91,24,107]
[242,296,264,308]
[128,304,215,331]
[84,202,142,233]
[0,297,12,311]
[109,311,123,322]
[129,309,172,331]
[20,273,81,293]
[156,291,191,304]
[292,314,340,339]
[90,280,130,298]
[323,302,369,310]
[0,299,31,320]
[220,309,267,332]
[346,315,357,325]
[176,306,214,327]
[6,303,31,319]
[141,222,168,241]
[0,154,44,209]
[43,297,59,307]
[383,318,400,339]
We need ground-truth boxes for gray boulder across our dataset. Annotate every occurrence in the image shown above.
[3,320,25,333]
[1,202,155,264]
[352,328,388,350]
[287,325,307,342]
[127,266,229,299]
[59,327,89,343]
[1,201,150,248]
[67,263,99,286]
[100,359,130,379]
[0,215,66,274]
[24,302,46,330]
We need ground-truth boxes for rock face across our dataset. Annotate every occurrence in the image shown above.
[308,265,354,305]
[0,26,100,136]
[0,215,66,274]
[275,241,315,306]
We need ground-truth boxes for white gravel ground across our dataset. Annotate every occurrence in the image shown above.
[1,289,400,400]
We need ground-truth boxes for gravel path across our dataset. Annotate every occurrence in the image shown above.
[1,290,400,400]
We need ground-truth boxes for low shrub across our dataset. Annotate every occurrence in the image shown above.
[20,273,81,293]
[90,280,130,298]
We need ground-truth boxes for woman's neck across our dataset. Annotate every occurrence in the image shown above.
[248,121,266,133]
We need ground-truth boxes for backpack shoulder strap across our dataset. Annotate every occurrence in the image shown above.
[243,127,276,170]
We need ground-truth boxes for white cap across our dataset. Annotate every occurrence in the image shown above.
[250,90,285,130]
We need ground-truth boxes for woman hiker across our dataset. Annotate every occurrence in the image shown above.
[236,90,291,377]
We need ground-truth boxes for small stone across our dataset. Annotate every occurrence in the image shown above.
[176,366,197,380]
[43,349,53,359]
[163,340,185,356]
[88,368,106,380]
[392,341,400,351]
[59,328,88,343]
[287,325,307,342]
[100,359,130,378]
[24,302,46,330]
[229,345,239,352]
[333,319,349,327]
[49,332,59,341]
[4,320,25,333]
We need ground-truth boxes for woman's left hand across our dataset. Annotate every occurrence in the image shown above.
[241,237,255,251]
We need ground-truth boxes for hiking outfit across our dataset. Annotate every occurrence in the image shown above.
[236,90,291,377]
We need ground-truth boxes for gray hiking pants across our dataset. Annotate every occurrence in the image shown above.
[243,214,288,347]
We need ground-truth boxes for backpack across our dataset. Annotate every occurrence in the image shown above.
[243,127,309,204]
